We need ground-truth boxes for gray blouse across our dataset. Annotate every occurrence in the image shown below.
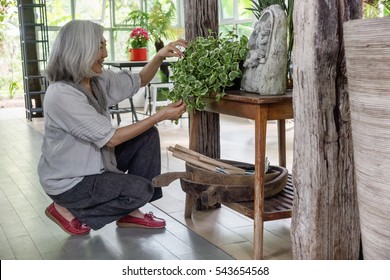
[38,69,141,195]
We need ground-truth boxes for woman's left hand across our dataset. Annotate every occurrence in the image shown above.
[157,39,187,59]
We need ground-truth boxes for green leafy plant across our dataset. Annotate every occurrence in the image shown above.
[8,80,19,99]
[166,31,249,111]
[123,0,179,53]
[363,0,390,17]
[246,0,294,83]
[123,0,180,77]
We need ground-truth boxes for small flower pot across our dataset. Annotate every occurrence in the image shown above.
[129,48,148,61]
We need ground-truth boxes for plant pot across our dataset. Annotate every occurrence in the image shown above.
[226,60,244,91]
[129,48,148,61]
[344,17,390,259]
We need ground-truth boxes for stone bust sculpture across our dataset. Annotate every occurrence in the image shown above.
[241,4,287,95]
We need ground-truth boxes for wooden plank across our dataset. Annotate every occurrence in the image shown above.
[205,95,293,120]
[222,174,294,222]
[222,90,293,104]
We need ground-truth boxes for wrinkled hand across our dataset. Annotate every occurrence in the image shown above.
[157,39,187,59]
[157,99,187,122]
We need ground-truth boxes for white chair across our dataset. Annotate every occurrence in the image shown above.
[143,82,174,115]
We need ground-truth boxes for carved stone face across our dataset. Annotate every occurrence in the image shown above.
[241,5,288,95]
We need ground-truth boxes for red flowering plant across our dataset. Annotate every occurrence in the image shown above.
[127,27,149,49]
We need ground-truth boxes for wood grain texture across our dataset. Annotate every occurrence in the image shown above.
[185,0,220,159]
[185,0,220,211]
[291,0,361,259]
[344,16,390,259]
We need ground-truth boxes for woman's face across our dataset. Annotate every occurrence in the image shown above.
[91,38,108,74]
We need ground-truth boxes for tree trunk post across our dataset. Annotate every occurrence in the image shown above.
[291,0,362,259]
[184,0,220,211]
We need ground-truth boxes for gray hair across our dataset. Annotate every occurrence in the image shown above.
[46,20,104,84]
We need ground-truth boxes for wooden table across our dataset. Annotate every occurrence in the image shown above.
[199,90,293,259]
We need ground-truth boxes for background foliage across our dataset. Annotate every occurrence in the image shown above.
[0,0,20,99]
[364,0,390,17]
[1,0,389,101]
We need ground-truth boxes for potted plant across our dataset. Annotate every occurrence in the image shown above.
[126,27,149,61]
[123,0,179,53]
[123,0,180,76]
[165,30,249,111]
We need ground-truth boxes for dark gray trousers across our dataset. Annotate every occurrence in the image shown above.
[49,127,162,230]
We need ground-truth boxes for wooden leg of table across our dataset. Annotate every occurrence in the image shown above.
[277,120,286,168]
[184,193,193,218]
[253,106,268,260]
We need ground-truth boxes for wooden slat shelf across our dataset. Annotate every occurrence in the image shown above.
[189,90,294,259]
[222,174,294,221]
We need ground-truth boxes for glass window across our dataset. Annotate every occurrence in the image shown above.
[112,0,143,26]
[219,0,255,35]
[74,0,108,23]
[220,0,234,20]
[219,24,234,36]
[238,0,253,20]
[220,22,253,39]
[109,0,181,60]
[46,0,72,26]
[219,0,254,22]
[110,30,131,61]
[42,0,255,61]
[236,22,254,38]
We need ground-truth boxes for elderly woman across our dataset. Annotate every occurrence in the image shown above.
[38,20,186,235]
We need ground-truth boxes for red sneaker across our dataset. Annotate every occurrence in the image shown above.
[45,203,91,236]
[116,212,166,229]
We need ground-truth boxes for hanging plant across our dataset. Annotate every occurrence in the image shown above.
[166,30,249,111]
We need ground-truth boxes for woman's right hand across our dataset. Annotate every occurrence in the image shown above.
[155,99,187,123]
[108,99,187,147]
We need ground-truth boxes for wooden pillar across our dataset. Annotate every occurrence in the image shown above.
[184,0,220,158]
[184,0,220,212]
[291,0,362,259]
